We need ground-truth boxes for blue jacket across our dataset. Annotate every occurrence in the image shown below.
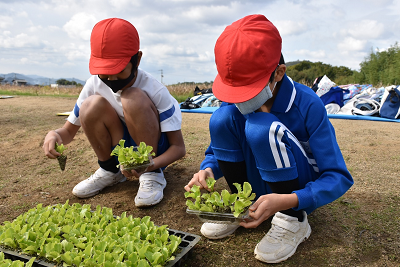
[200,75,354,213]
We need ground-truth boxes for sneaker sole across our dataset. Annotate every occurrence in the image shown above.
[201,225,240,240]
[254,223,311,263]
[72,177,127,198]
[134,194,163,208]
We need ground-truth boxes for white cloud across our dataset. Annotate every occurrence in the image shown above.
[108,0,141,11]
[0,0,398,83]
[182,2,242,25]
[16,11,28,18]
[0,33,43,49]
[63,13,98,41]
[48,25,60,31]
[0,16,13,29]
[274,20,307,36]
[343,20,385,39]
[293,49,326,60]
[337,37,367,52]
[61,43,90,61]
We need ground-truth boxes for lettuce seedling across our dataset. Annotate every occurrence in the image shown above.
[55,142,67,171]
[0,201,182,267]
[185,177,255,217]
[110,140,155,173]
[0,252,36,266]
[206,176,216,191]
[232,182,256,217]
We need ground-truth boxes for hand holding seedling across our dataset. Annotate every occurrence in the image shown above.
[184,168,214,192]
[185,177,256,217]
[121,166,147,180]
[111,140,155,180]
[43,130,64,159]
[240,192,300,228]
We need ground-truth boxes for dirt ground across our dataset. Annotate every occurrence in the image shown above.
[0,96,399,267]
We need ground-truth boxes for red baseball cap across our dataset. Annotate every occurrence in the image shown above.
[213,14,282,103]
[89,18,140,75]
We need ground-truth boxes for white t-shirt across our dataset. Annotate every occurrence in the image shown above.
[67,69,182,132]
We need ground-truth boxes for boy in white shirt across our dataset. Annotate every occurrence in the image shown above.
[43,18,185,207]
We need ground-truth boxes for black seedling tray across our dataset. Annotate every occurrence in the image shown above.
[0,229,201,267]
[0,247,54,267]
[165,229,201,267]
[186,208,251,225]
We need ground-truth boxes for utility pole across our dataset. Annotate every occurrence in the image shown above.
[159,69,164,84]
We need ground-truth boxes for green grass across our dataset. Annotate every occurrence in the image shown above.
[0,90,79,98]
[0,89,192,102]
[171,93,193,103]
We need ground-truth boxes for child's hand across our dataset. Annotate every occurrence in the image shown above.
[43,130,62,159]
[121,168,140,180]
[240,193,299,228]
[184,168,214,192]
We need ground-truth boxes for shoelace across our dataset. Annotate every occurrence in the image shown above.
[87,171,119,182]
[268,225,288,241]
[139,180,160,191]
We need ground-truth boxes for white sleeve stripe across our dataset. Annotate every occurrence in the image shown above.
[285,76,296,113]
[277,126,291,167]
[270,121,319,172]
[269,123,283,168]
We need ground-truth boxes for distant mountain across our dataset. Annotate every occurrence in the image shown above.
[0,73,86,86]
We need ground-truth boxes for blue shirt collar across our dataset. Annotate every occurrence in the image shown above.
[271,74,297,113]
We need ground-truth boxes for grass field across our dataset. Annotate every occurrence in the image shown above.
[0,89,399,266]
[0,83,212,103]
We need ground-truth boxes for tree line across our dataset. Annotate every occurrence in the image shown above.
[286,42,400,87]
[56,79,82,86]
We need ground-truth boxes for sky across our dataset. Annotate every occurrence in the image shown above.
[0,0,399,85]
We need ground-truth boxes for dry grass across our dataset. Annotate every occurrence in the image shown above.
[166,82,212,95]
[0,83,212,102]
[0,84,83,97]
[0,96,399,266]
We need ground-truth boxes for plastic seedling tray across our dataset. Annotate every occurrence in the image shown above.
[186,208,251,225]
[0,247,54,267]
[0,228,201,267]
[121,155,154,174]
[165,229,201,267]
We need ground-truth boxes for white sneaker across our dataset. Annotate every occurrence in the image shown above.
[254,211,311,263]
[200,223,240,239]
[72,168,126,198]
[134,170,166,207]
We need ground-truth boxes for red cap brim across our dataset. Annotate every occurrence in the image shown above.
[212,72,271,103]
[89,55,131,75]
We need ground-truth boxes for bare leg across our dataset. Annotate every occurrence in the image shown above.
[121,87,161,155]
[79,95,124,161]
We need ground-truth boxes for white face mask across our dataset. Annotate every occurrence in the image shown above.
[235,82,277,115]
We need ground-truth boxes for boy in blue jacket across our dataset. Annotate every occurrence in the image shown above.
[184,14,353,263]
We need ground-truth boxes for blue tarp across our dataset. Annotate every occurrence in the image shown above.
[180,106,400,123]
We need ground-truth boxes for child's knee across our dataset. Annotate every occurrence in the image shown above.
[80,95,109,116]
[121,87,154,113]
[209,104,244,136]
[245,112,278,146]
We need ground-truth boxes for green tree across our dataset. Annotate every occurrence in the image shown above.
[359,42,400,85]
[56,79,78,86]
[286,61,355,86]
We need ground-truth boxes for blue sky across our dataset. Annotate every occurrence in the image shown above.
[0,0,399,85]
